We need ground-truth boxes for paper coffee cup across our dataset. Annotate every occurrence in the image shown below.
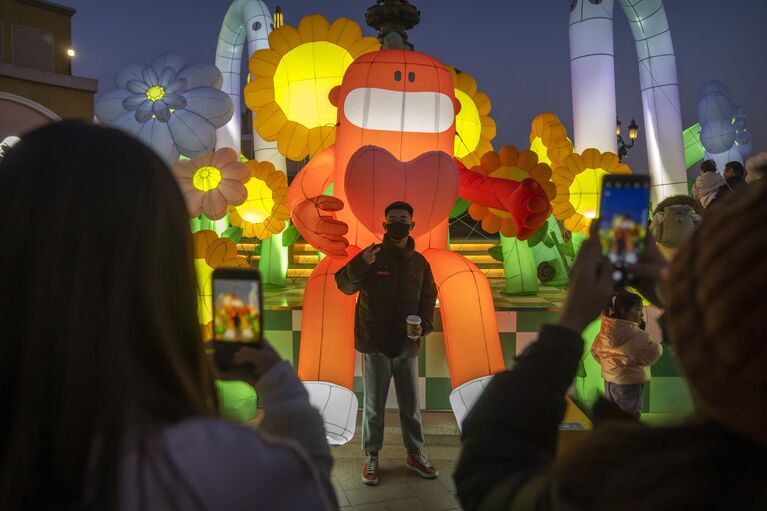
[406,315,421,339]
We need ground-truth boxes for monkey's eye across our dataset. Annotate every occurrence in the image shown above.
[394,71,402,81]
[408,72,415,82]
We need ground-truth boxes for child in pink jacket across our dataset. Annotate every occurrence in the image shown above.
[591,290,662,418]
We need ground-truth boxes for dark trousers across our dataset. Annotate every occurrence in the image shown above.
[604,381,644,419]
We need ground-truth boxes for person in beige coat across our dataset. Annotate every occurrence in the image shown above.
[591,290,662,418]
[692,159,725,209]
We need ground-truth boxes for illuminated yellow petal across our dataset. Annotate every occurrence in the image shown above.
[473,92,492,116]
[455,72,478,98]
[480,151,501,173]
[480,115,496,139]
[348,37,381,58]
[243,77,275,108]
[297,14,330,43]
[277,121,311,161]
[499,218,518,237]
[327,17,363,46]
[307,125,337,156]
[482,214,501,234]
[468,203,487,221]
[517,150,539,172]
[581,148,601,169]
[253,102,288,141]
[206,238,239,267]
[498,146,519,167]
[268,25,302,55]
[600,151,620,172]
[248,49,281,78]
[192,230,218,259]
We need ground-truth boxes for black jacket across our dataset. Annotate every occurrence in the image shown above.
[335,235,437,359]
[709,174,746,209]
[454,324,767,511]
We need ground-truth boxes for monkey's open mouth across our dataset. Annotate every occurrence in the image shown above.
[342,87,454,134]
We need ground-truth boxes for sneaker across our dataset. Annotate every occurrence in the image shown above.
[406,449,438,479]
[361,452,379,486]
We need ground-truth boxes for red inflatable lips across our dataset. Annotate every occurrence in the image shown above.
[344,146,459,238]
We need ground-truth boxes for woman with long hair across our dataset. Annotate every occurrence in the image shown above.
[455,185,767,510]
[0,122,336,510]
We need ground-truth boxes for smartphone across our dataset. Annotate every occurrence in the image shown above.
[597,175,651,285]
[211,268,263,371]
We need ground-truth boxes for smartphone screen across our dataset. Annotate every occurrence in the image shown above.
[212,269,263,344]
[597,175,651,282]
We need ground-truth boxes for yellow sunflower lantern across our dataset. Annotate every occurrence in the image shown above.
[229,159,290,239]
[467,146,557,237]
[448,66,496,169]
[193,230,249,334]
[244,15,380,161]
[529,113,574,167]
[551,148,631,234]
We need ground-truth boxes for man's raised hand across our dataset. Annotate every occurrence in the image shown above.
[362,243,381,265]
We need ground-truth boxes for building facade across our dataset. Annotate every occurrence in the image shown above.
[0,0,97,147]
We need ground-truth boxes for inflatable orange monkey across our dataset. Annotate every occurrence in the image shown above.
[288,50,550,414]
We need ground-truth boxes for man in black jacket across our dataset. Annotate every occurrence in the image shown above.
[709,160,746,209]
[335,201,438,486]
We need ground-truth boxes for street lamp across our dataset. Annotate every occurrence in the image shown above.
[273,6,284,29]
[617,117,639,162]
[66,48,75,75]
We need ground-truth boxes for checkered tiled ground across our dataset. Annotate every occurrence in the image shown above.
[261,280,692,414]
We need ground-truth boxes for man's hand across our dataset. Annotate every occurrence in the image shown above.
[362,243,381,265]
[557,226,614,333]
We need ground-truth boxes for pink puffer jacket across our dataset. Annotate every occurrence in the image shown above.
[591,316,663,384]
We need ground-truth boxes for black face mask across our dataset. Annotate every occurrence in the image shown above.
[385,222,411,241]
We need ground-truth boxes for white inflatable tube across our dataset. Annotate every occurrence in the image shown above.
[570,0,687,203]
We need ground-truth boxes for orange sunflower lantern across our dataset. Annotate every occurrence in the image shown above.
[467,146,556,237]
[244,15,379,160]
[173,148,249,220]
[448,66,496,169]
[193,230,249,338]
[529,113,574,167]
[551,148,631,234]
[229,160,290,239]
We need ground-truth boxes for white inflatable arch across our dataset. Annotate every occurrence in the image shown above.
[215,0,285,168]
[569,0,687,203]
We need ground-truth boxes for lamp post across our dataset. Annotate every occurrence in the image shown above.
[617,117,639,162]
[365,0,420,50]
[273,6,283,29]
[66,48,75,75]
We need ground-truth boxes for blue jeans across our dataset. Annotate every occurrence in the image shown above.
[361,353,424,453]
[604,382,644,419]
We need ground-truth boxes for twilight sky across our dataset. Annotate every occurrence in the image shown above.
[66,0,767,176]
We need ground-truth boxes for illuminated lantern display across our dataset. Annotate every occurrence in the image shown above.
[229,159,290,239]
[244,15,380,160]
[467,146,557,237]
[529,112,574,167]
[192,230,249,330]
[447,66,496,170]
[697,81,752,170]
[464,146,557,296]
[172,148,249,220]
[95,52,233,164]
[551,148,631,234]
[284,47,551,436]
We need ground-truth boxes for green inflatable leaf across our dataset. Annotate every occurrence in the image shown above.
[221,226,243,244]
[576,358,587,378]
[282,222,301,247]
[558,242,575,258]
[488,245,503,262]
[450,198,470,219]
[542,235,555,248]
[527,222,549,248]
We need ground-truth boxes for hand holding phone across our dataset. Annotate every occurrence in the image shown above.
[211,268,264,373]
[596,175,651,286]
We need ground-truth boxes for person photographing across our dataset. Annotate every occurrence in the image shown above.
[336,201,438,486]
